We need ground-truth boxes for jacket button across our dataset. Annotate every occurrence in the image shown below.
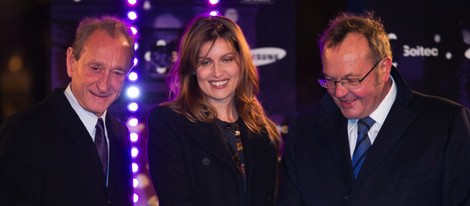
[202,157,211,166]
[343,194,351,201]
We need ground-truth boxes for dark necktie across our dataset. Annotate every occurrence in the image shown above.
[352,116,375,178]
[95,118,108,177]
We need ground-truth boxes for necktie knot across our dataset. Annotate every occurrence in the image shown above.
[358,116,375,132]
[352,116,375,178]
[95,118,105,142]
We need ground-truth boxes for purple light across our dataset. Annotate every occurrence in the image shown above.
[127,11,137,21]
[127,0,137,6]
[132,163,139,173]
[128,71,138,81]
[131,147,139,158]
[134,42,139,51]
[133,58,139,67]
[130,133,139,142]
[209,11,219,16]
[209,0,219,5]
[133,193,139,203]
[127,102,138,112]
[133,178,139,188]
[128,117,139,127]
[125,2,141,205]
[130,26,138,35]
[126,86,140,99]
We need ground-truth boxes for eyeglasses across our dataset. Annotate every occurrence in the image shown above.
[318,58,383,89]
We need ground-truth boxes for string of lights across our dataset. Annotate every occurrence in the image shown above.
[124,0,141,204]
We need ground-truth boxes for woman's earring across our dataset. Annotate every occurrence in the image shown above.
[192,71,196,75]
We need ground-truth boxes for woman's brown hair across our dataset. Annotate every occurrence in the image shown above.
[162,15,280,144]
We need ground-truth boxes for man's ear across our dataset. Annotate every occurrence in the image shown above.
[66,47,75,78]
[380,57,393,80]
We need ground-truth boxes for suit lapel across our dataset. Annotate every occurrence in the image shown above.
[49,90,108,188]
[355,105,416,184]
[319,113,355,185]
[106,116,127,195]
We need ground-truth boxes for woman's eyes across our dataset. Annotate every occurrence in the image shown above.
[222,57,234,63]
[199,59,212,66]
[199,55,235,67]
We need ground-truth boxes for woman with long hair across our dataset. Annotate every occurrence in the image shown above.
[147,15,281,206]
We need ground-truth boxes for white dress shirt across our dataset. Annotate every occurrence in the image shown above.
[348,77,397,157]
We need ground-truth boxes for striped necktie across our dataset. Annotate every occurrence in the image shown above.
[352,116,375,178]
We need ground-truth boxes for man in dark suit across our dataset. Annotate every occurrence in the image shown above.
[277,12,470,205]
[0,16,135,206]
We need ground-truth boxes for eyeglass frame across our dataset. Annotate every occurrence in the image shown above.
[318,58,384,89]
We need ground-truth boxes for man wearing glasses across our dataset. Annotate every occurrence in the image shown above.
[277,12,470,206]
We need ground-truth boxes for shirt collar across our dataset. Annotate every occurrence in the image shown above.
[64,84,107,136]
[369,76,397,125]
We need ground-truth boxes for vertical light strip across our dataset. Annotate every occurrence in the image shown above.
[125,0,140,205]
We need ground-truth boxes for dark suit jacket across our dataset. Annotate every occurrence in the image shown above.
[277,67,470,206]
[147,106,279,206]
[0,88,133,206]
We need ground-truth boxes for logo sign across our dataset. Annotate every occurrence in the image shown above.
[251,47,286,66]
[403,45,439,57]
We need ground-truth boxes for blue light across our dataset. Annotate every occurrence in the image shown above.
[134,42,139,51]
[130,26,138,36]
[133,58,139,67]
[126,86,140,98]
[127,11,138,21]
[127,102,139,112]
[128,71,138,81]
[131,147,139,158]
[130,133,139,142]
[128,117,139,127]
[132,163,139,173]
[124,1,141,205]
